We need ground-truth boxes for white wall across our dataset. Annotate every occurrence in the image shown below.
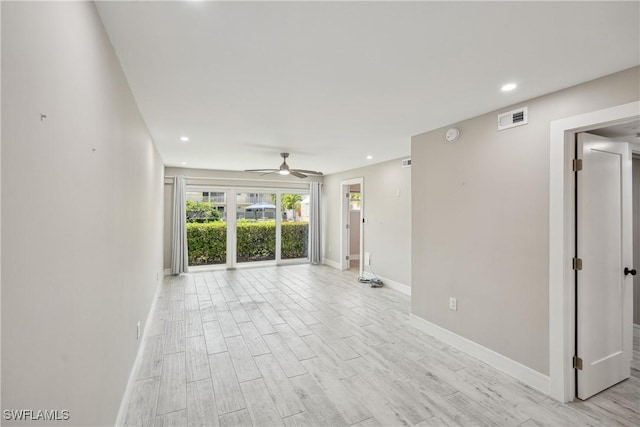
[322,158,411,287]
[411,67,640,376]
[1,2,164,425]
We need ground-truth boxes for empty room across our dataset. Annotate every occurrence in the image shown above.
[2,1,640,426]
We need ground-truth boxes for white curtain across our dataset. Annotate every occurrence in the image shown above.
[171,175,189,275]
[309,181,322,264]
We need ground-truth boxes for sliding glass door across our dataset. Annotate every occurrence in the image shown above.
[186,187,309,269]
[280,193,309,261]
[236,192,276,264]
[185,190,227,267]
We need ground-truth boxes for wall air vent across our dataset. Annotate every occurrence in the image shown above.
[497,107,528,131]
[402,158,412,168]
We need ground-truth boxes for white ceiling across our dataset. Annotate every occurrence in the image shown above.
[592,119,640,143]
[96,1,640,175]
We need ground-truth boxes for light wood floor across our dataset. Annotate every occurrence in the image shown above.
[125,264,640,426]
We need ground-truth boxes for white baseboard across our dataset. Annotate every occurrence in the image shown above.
[350,254,360,261]
[634,323,640,340]
[322,258,341,270]
[163,268,172,276]
[115,275,164,426]
[409,314,550,395]
[377,275,411,296]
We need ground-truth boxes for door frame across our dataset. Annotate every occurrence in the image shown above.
[549,101,640,402]
[340,177,364,277]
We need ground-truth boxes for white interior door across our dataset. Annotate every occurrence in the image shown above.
[576,132,633,400]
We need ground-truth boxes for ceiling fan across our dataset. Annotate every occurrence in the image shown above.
[245,153,323,179]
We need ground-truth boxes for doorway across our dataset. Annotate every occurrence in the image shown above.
[548,101,640,402]
[348,184,361,270]
[340,178,364,277]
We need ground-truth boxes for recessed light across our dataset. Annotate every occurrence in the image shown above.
[366,155,373,160]
[180,136,189,142]
[501,83,517,92]
[181,161,187,165]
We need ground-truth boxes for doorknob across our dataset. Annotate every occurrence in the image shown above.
[624,267,636,276]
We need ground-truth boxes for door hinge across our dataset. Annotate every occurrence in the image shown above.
[346,224,349,229]
[345,255,350,261]
[573,356,583,370]
[573,159,583,172]
[573,257,583,271]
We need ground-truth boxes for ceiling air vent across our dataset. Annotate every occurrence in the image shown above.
[497,107,528,131]
[402,158,412,168]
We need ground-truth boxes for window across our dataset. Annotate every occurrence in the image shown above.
[350,191,361,210]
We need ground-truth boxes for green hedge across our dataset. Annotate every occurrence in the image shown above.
[187,222,227,265]
[282,222,309,260]
[187,221,308,266]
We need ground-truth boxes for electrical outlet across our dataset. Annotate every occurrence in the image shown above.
[449,297,457,311]
[137,321,141,340]
[364,252,371,266]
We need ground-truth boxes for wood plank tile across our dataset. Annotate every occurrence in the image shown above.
[301,357,370,425]
[240,378,285,427]
[238,321,270,356]
[309,324,359,361]
[225,335,261,383]
[187,378,219,427]
[186,336,210,383]
[257,302,286,325]
[217,310,241,338]
[246,307,277,335]
[203,321,227,354]
[286,304,321,326]
[185,310,203,338]
[124,266,640,427]
[262,331,307,377]
[302,334,356,379]
[168,300,185,322]
[164,321,185,354]
[254,353,305,418]
[124,377,160,427]
[228,301,251,323]
[137,335,163,380]
[351,417,382,427]
[185,294,199,312]
[155,409,187,427]
[282,412,315,427]
[209,352,246,415]
[289,374,349,426]
[279,309,313,336]
[157,352,186,415]
[346,353,434,424]
[199,300,216,322]
[218,409,252,427]
[341,374,414,426]
[274,323,316,361]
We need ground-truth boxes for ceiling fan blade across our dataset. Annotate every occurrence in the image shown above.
[245,169,278,173]
[260,171,278,176]
[289,170,308,179]
[291,169,323,176]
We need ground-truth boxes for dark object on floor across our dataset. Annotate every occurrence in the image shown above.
[358,276,384,288]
